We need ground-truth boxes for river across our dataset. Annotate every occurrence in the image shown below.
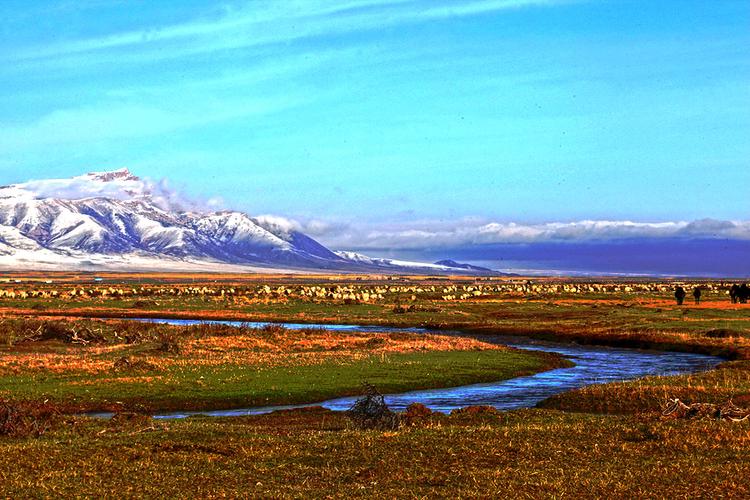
[101,318,722,419]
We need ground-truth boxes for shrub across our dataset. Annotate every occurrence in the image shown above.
[705,328,747,339]
[156,332,181,354]
[0,401,59,438]
[347,383,401,430]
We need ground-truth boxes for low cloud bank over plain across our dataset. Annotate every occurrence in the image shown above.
[301,218,750,250]
[35,170,745,250]
[284,217,750,277]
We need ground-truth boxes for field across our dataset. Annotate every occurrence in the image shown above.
[1,273,749,498]
[0,318,560,413]
[2,408,749,498]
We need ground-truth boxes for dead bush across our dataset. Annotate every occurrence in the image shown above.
[364,337,387,348]
[156,332,181,354]
[662,398,750,421]
[450,405,499,417]
[705,328,747,339]
[347,383,401,430]
[259,324,288,336]
[109,412,154,429]
[21,321,106,345]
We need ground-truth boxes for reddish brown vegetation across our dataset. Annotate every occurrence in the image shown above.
[0,400,60,438]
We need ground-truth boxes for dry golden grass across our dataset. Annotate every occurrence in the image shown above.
[541,360,750,414]
[0,325,501,376]
[1,408,749,498]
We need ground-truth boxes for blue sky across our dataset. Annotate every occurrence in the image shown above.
[0,0,749,269]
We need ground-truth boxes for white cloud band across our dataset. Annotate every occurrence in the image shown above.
[286,217,750,250]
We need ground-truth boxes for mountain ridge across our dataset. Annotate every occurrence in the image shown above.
[0,170,498,275]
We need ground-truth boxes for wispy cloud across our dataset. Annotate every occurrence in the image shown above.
[103,44,373,99]
[0,0,583,153]
[0,95,303,152]
[7,0,579,64]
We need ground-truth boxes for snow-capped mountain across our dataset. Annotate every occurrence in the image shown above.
[0,169,495,274]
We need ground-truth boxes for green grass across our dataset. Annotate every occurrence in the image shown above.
[0,345,560,413]
[0,318,566,413]
[1,408,748,498]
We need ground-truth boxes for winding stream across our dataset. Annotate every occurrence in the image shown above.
[110,318,722,419]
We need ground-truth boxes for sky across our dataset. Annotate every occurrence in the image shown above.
[0,0,749,274]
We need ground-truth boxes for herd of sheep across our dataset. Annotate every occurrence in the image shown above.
[0,280,744,304]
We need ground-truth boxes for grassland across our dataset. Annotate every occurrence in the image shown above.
[540,358,750,414]
[1,274,748,361]
[0,319,561,413]
[1,408,748,498]
[1,274,749,498]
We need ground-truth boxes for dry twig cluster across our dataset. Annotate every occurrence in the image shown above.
[347,383,401,430]
[19,322,106,345]
[662,398,750,422]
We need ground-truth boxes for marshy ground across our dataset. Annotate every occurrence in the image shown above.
[1,273,749,498]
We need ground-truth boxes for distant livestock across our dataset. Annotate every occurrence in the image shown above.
[1,279,749,305]
[730,284,739,303]
[674,286,686,305]
[729,284,749,304]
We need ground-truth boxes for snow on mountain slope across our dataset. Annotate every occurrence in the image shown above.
[433,260,493,273]
[194,212,292,252]
[0,225,44,251]
[333,251,496,274]
[0,169,495,274]
[48,208,108,250]
[333,251,375,264]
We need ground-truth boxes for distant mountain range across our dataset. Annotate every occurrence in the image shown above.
[0,169,496,274]
[433,260,494,273]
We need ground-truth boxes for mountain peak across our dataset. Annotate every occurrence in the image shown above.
[85,168,139,182]
[0,168,151,205]
[0,170,496,275]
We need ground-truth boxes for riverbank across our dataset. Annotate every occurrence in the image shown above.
[2,288,748,359]
[540,358,750,414]
[0,319,566,413]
